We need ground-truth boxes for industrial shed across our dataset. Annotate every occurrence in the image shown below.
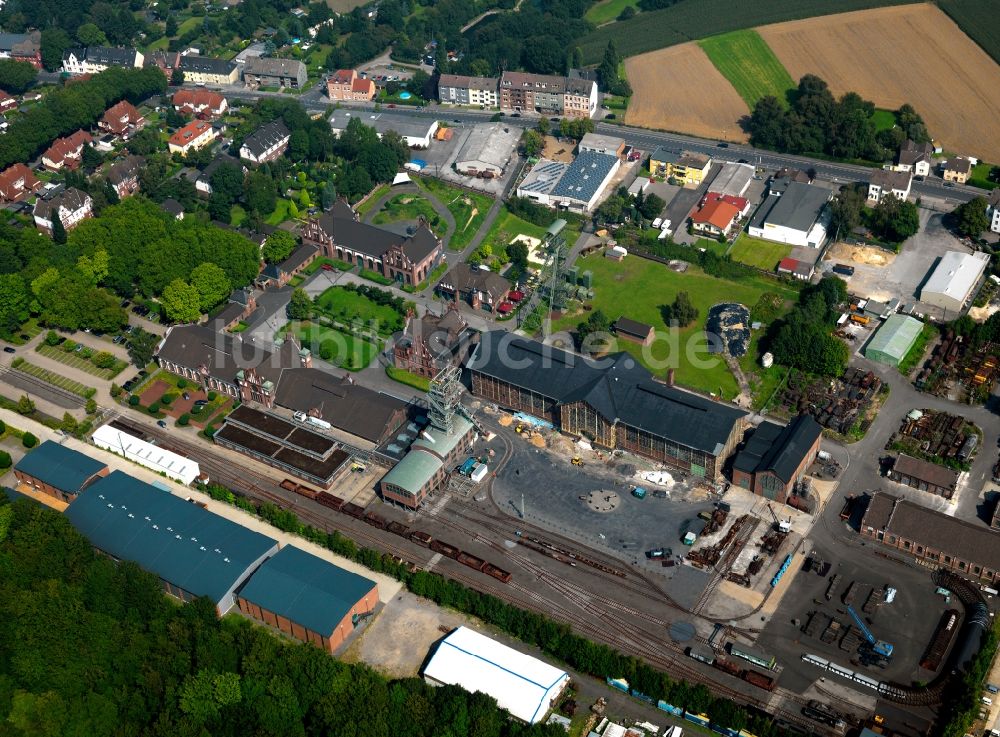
[92,423,201,485]
[379,414,475,509]
[65,470,278,614]
[423,626,570,723]
[13,440,109,503]
[454,123,518,177]
[864,314,924,367]
[237,545,378,653]
[920,250,990,313]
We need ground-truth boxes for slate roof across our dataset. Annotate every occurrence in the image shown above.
[438,263,510,301]
[943,156,973,175]
[897,139,933,167]
[33,187,91,220]
[106,155,143,185]
[312,210,438,263]
[64,46,141,67]
[14,440,107,495]
[199,153,243,184]
[732,414,821,483]
[237,545,376,636]
[0,31,40,56]
[161,198,184,217]
[244,57,306,79]
[753,182,830,232]
[870,168,912,191]
[241,119,290,159]
[178,55,238,76]
[469,332,746,454]
[274,368,406,443]
[439,73,499,91]
[157,323,273,380]
[277,243,317,274]
[65,471,277,606]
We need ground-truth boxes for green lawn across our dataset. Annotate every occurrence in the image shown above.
[969,161,999,190]
[552,254,795,398]
[36,344,126,380]
[416,177,494,251]
[871,108,897,133]
[265,199,297,226]
[738,331,789,411]
[289,321,377,371]
[357,184,391,216]
[585,0,639,25]
[303,256,355,275]
[698,29,796,108]
[314,286,407,334]
[144,36,170,52]
[385,366,431,392]
[694,238,730,257]
[480,208,582,258]
[230,205,247,227]
[728,233,792,271]
[372,193,445,235]
[176,17,201,36]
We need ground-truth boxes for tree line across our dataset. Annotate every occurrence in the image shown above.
[744,74,930,163]
[766,276,849,377]
[0,497,570,737]
[0,66,166,171]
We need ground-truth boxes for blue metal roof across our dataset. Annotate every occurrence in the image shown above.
[237,545,376,636]
[65,470,277,606]
[13,440,107,495]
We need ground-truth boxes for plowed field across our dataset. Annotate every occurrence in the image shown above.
[759,4,1000,162]
[624,42,750,141]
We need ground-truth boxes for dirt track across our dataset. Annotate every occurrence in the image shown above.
[759,4,1000,162]
[624,43,750,141]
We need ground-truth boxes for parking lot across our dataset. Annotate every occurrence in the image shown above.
[757,537,953,695]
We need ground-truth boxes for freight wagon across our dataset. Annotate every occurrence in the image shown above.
[430,539,461,559]
[482,563,512,583]
[315,492,344,511]
[342,502,366,519]
[279,479,298,492]
[386,521,410,537]
[294,484,318,500]
[364,511,387,529]
[741,670,776,691]
[457,551,487,571]
[409,530,433,546]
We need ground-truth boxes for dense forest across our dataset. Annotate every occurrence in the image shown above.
[0,497,570,737]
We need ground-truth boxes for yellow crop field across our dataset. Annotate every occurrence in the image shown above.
[624,43,750,142]
[758,4,1000,162]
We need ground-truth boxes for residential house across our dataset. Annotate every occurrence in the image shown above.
[731,414,822,504]
[239,119,291,164]
[257,243,319,288]
[62,46,144,75]
[988,189,1000,235]
[196,154,245,196]
[894,139,934,177]
[106,155,144,199]
[649,148,711,185]
[144,50,181,75]
[168,119,217,156]
[33,188,93,236]
[0,30,42,68]
[161,198,185,220]
[942,156,973,184]
[612,317,654,346]
[99,100,146,138]
[243,57,307,89]
[0,90,17,113]
[498,71,597,119]
[41,130,92,171]
[302,200,442,287]
[326,69,376,101]
[768,168,812,196]
[173,89,228,118]
[690,193,748,238]
[868,169,912,203]
[436,263,511,312]
[777,257,814,281]
[437,74,499,108]
[0,163,40,203]
[393,306,473,379]
[178,55,240,86]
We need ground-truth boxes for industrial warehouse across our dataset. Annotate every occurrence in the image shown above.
[468,332,747,479]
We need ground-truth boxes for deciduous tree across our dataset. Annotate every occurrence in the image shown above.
[161,278,202,323]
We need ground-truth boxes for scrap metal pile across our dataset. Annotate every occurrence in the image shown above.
[915,329,999,401]
[706,302,751,357]
[780,368,882,435]
[889,409,978,465]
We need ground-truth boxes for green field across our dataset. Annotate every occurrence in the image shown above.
[968,161,999,190]
[871,108,897,133]
[385,366,432,392]
[416,177,493,251]
[289,321,377,371]
[265,199,296,226]
[372,194,444,235]
[551,253,795,398]
[728,233,792,271]
[578,0,919,64]
[698,30,795,108]
[176,17,202,36]
[314,286,407,334]
[938,0,1000,66]
[585,0,639,25]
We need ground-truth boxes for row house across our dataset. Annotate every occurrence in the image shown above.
[99,100,146,138]
[106,155,144,200]
[42,130,93,171]
[0,31,42,68]
[498,71,597,119]
[302,200,442,287]
[239,119,291,164]
[326,69,376,101]
[0,163,41,203]
[33,188,93,237]
[168,119,217,156]
[179,55,240,86]
[437,74,499,108]
[243,57,307,89]
[173,88,228,118]
[62,46,143,75]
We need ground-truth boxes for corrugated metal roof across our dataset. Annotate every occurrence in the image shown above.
[236,545,376,636]
[921,250,990,304]
[423,626,569,723]
[13,440,107,495]
[65,471,277,607]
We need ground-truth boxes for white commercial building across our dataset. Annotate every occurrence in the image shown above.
[747,182,831,248]
[920,250,990,313]
[423,626,570,723]
[328,109,439,149]
[92,424,201,485]
[516,151,620,213]
[709,161,754,198]
[454,123,519,177]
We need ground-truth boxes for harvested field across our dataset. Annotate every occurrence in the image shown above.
[625,43,749,141]
[758,4,1000,162]
[825,242,895,267]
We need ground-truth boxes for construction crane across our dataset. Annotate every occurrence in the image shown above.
[766,504,791,533]
[847,605,894,657]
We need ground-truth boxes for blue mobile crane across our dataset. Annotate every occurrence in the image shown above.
[847,605,894,657]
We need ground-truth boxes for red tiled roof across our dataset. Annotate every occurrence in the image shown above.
[169,119,212,147]
[330,69,355,84]
[351,78,374,94]
[43,130,92,166]
[0,163,40,200]
[172,89,226,114]
[101,100,143,134]
[691,199,740,230]
[702,191,749,212]
[777,257,799,272]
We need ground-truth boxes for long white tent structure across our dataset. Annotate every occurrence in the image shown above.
[92,424,201,485]
[423,626,569,724]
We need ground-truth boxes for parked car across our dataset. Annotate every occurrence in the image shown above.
[194,399,208,407]
[157,420,168,428]
[182,392,190,401]
[3,346,14,353]
[112,335,125,344]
